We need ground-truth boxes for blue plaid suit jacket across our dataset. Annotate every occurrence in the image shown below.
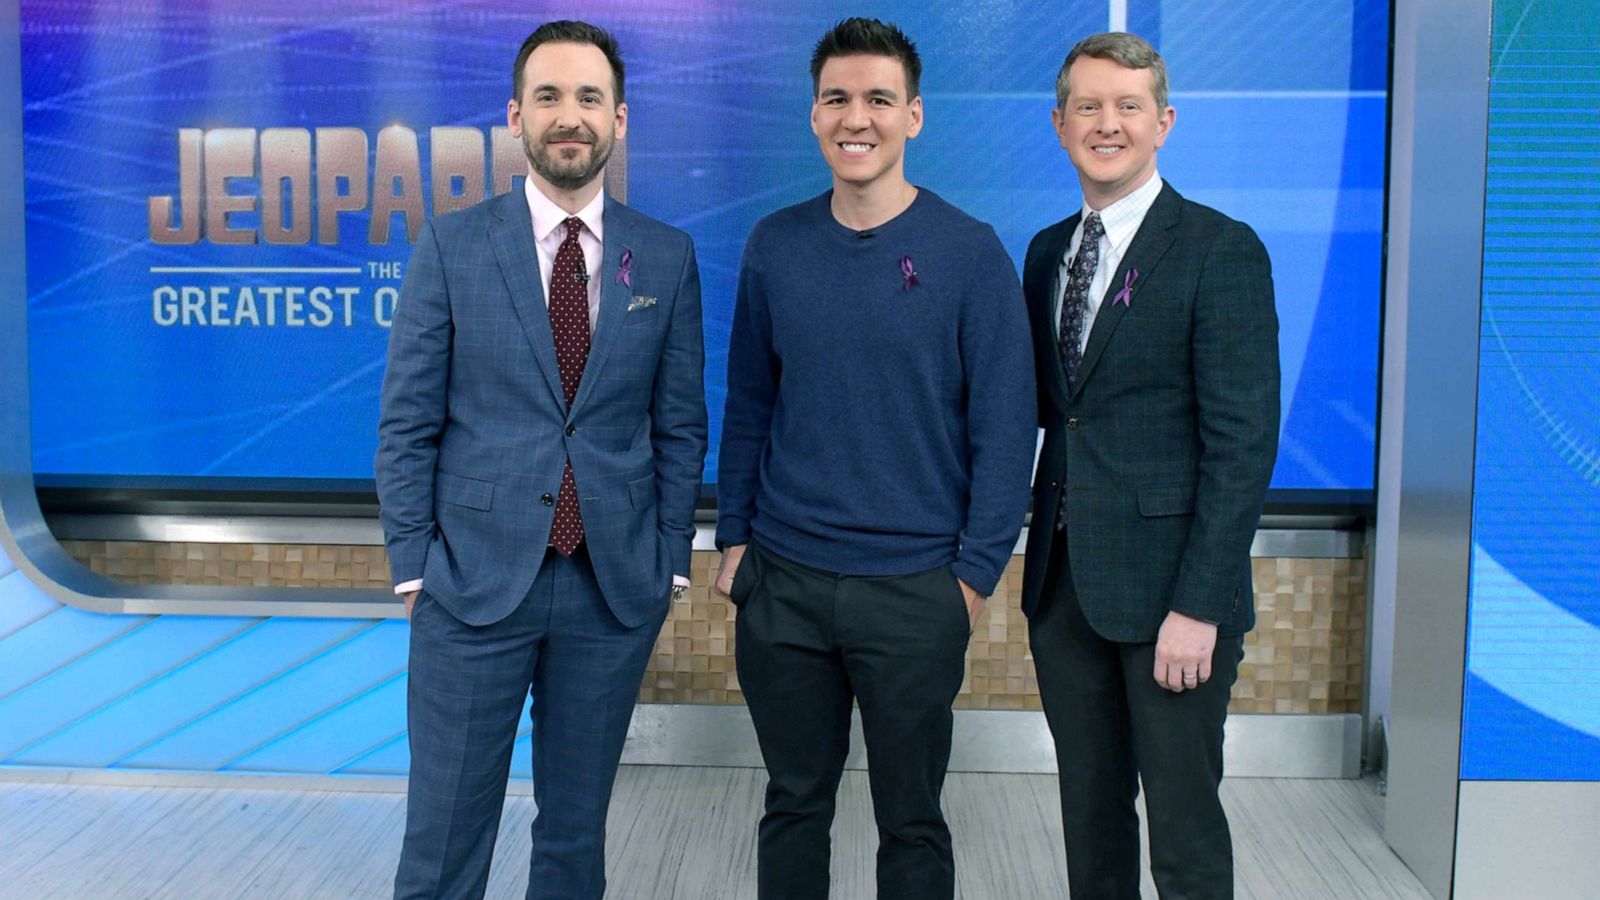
[1019,184,1279,641]
[376,190,707,628]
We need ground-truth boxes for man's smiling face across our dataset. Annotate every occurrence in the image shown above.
[811,54,923,190]
[1052,55,1173,208]
[509,41,626,194]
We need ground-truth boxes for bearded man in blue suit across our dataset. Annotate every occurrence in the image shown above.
[376,20,706,900]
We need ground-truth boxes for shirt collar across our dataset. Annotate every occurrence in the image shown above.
[524,178,606,244]
[1080,170,1163,251]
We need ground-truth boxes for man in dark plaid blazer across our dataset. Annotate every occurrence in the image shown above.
[376,21,706,900]
[1020,33,1280,900]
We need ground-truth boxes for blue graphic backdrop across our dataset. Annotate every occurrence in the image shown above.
[1461,0,1600,781]
[24,0,1387,491]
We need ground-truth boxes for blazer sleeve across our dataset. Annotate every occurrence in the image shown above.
[375,219,452,585]
[650,236,709,579]
[1170,220,1281,623]
[1023,226,1060,429]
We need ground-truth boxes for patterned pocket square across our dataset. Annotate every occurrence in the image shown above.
[628,295,658,311]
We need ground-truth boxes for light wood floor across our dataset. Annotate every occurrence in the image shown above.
[0,768,1430,899]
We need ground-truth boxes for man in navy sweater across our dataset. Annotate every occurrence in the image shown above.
[713,18,1035,900]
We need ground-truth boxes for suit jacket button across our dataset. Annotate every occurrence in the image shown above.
[541,493,554,506]
[1066,417,1079,429]
[565,424,577,437]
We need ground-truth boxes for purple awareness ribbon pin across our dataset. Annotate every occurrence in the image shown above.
[1113,268,1138,307]
[615,248,632,288]
[900,255,919,291]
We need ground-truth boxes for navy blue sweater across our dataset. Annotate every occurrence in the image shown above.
[715,190,1036,596]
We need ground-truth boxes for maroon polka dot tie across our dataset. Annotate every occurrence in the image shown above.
[548,216,590,556]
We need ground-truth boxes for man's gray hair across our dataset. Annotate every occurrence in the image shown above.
[1053,32,1169,110]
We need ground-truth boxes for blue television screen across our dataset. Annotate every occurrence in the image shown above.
[23,0,1387,493]
[1460,0,1600,781]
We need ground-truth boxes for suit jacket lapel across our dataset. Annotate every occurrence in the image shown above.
[570,194,630,415]
[489,190,567,410]
[1069,184,1182,400]
[1028,214,1077,412]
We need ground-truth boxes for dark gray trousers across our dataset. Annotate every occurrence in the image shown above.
[1030,539,1243,900]
[732,540,973,900]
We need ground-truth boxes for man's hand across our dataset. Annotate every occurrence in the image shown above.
[1154,610,1217,693]
[958,578,987,631]
[403,590,420,620]
[713,544,747,598]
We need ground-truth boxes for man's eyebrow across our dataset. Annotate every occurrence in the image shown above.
[530,82,607,96]
[818,86,901,100]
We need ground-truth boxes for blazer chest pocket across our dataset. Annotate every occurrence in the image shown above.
[1137,482,1195,517]
[625,294,663,325]
[436,471,494,511]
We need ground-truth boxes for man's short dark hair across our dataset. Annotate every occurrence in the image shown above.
[513,20,625,105]
[810,17,922,99]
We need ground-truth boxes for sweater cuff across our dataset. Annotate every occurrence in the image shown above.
[951,559,1000,599]
[715,518,752,551]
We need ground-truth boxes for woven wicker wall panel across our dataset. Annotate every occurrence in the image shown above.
[60,542,1365,714]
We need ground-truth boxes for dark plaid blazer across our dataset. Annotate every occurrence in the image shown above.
[1020,183,1280,641]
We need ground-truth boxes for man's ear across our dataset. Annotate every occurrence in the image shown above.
[1154,105,1176,149]
[1051,105,1069,149]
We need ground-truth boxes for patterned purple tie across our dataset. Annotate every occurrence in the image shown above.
[548,216,590,556]
[1056,212,1103,532]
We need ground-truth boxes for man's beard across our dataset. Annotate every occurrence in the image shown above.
[523,125,613,191]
